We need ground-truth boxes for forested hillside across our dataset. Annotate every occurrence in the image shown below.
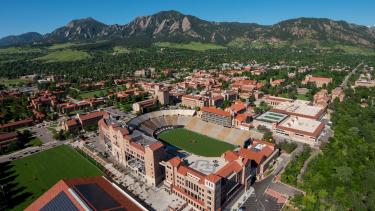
[292,87,375,210]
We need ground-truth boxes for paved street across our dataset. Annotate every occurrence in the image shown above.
[243,153,294,211]
[30,125,55,143]
[0,140,66,163]
[340,63,363,89]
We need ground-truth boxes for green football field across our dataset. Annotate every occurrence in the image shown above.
[158,128,235,157]
[0,145,103,210]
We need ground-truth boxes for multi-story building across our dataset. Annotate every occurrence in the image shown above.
[209,95,224,107]
[25,176,147,211]
[225,101,248,114]
[99,116,167,186]
[78,110,106,128]
[271,100,325,120]
[132,98,158,114]
[332,87,345,102]
[161,149,258,211]
[62,110,106,132]
[221,90,238,102]
[354,73,375,87]
[313,89,330,108]
[200,107,232,127]
[155,87,170,105]
[275,116,325,144]
[253,111,289,130]
[263,95,293,107]
[0,118,33,132]
[0,132,18,148]
[239,140,279,180]
[302,75,332,88]
[233,113,254,130]
[181,95,209,108]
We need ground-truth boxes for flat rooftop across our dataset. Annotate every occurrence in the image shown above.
[184,154,226,175]
[278,116,323,135]
[255,111,288,123]
[132,132,158,146]
[272,100,323,119]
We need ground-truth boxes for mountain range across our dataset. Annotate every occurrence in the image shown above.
[1,10,375,48]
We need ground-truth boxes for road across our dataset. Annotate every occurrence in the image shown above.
[0,121,67,163]
[0,140,66,163]
[30,125,55,143]
[243,153,291,211]
[340,63,363,89]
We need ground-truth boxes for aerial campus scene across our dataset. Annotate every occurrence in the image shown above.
[0,1,375,211]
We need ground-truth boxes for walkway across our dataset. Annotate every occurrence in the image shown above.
[297,149,322,183]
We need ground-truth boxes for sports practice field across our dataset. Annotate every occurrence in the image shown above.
[158,128,235,157]
[0,145,103,210]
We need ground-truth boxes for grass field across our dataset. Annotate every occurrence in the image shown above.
[48,42,79,50]
[296,94,309,101]
[78,88,110,99]
[334,44,375,55]
[0,46,43,54]
[35,49,91,62]
[28,137,43,147]
[155,42,226,51]
[0,145,103,210]
[0,78,28,88]
[158,128,235,157]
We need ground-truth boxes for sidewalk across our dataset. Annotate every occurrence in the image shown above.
[227,187,254,210]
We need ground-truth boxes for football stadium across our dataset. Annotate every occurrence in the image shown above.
[100,109,278,210]
[127,109,252,150]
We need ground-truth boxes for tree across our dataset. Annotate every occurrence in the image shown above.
[53,129,66,140]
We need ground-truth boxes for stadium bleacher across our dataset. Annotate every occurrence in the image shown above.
[127,109,251,145]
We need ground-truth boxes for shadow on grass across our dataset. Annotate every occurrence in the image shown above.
[0,161,33,209]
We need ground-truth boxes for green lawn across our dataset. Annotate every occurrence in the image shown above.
[296,94,309,101]
[113,46,131,54]
[1,145,103,210]
[0,78,27,88]
[0,46,43,54]
[28,137,43,147]
[78,88,110,99]
[35,49,91,62]
[158,128,235,157]
[155,42,226,51]
[333,44,375,56]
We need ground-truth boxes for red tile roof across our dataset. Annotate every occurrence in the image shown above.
[223,150,239,162]
[265,188,287,204]
[182,95,202,100]
[205,174,221,183]
[168,157,182,167]
[66,119,79,127]
[235,113,248,122]
[26,176,144,211]
[0,118,33,129]
[215,161,242,178]
[238,142,275,165]
[130,142,145,153]
[177,165,206,182]
[201,107,231,117]
[79,111,106,121]
[0,132,18,143]
[309,76,332,82]
[228,102,247,113]
[148,141,164,151]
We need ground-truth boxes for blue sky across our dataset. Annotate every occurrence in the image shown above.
[1,0,374,38]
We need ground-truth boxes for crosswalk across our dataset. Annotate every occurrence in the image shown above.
[243,193,264,211]
[242,192,284,211]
